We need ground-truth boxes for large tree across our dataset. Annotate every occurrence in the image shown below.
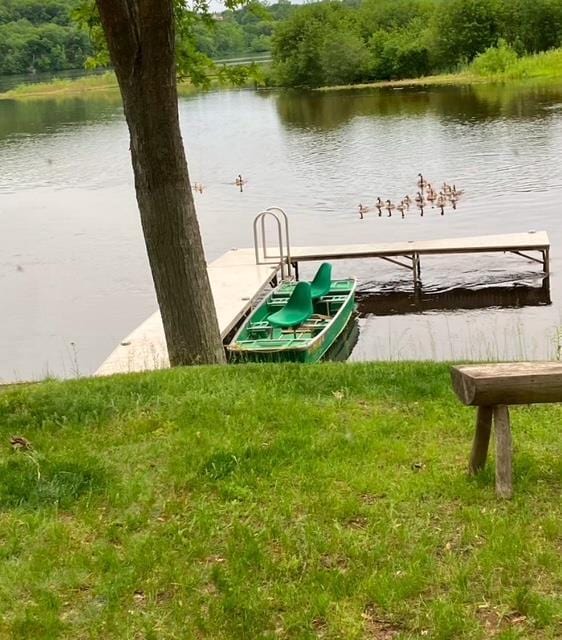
[94,0,226,365]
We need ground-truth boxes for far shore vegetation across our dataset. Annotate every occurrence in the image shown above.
[3,45,562,101]
[0,362,560,637]
[4,0,562,99]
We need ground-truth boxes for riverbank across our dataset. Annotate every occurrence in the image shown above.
[0,71,218,100]
[0,362,560,637]
[318,47,562,92]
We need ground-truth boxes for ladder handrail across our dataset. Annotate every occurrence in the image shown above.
[253,208,292,279]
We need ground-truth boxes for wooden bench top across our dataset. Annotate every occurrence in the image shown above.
[451,362,562,406]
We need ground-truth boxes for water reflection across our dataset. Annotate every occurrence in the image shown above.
[357,279,551,316]
[0,97,121,141]
[275,81,562,130]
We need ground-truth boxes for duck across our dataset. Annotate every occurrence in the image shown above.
[442,182,452,194]
[426,189,436,202]
[435,193,447,207]
[417,173,428,189]
[385,199,396,212]
[358,203,369,218]
[452,185,464,197]
[191,182,204,193]
[396,201,407,217]
[414,191,425,205]
[403,194,412,206]
[375,197,384,208]
[235,174,247,186]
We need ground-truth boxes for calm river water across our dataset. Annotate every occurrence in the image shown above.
[2,82,562,381]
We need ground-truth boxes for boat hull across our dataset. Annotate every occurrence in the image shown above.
[227,279,357,364]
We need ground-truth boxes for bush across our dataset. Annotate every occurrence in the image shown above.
[471,39,519,75]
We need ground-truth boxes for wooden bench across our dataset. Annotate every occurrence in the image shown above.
[451,362,562,498]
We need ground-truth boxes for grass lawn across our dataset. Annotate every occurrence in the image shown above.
[0,363,560,639]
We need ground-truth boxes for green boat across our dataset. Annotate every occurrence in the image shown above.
[227,263,357,363]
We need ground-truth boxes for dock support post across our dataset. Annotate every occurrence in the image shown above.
[412,253,421,287]
[543,248,550,274]
[293,262,299,281]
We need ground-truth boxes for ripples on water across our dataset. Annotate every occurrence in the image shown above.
[1,82,562,380]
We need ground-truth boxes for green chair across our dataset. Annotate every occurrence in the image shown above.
[310,262,332,300]
[267,282,313,328]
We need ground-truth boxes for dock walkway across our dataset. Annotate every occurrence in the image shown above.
[288,231,550,283]
[95,230,549,376]
[95,250,279,376]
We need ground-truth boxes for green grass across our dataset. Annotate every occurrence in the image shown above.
[0,72,120,100]
[0,363,560,639]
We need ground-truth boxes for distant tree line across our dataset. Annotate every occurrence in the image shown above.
[193,1,295,60]
[271,0,562,87]
[0,0,91,74]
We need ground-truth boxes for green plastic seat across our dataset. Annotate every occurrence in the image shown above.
[310,262,332,300]
[267,282,313,328]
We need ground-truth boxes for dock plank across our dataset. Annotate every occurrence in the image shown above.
[95,253,279,376]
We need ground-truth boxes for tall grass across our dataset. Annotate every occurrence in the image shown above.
[471,45,562,81]
[0,72,119,99]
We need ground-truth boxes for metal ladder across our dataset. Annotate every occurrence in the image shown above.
[253,207,293,280]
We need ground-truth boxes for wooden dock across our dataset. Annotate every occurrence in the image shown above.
[95,230,549,376]
[288,231,550,284]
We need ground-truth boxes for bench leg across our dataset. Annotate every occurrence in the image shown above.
[469,406,493,475]
[493,405,513,499]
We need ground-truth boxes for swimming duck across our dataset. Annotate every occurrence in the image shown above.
[417,173,428,189]
[235,174,247,186]
[403,194,412,206]
[435,193,447,207]
[396,201,407,217]
[414,191,425,205]
[358,203,370,218]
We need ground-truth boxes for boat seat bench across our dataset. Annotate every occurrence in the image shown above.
[450,362,562,498]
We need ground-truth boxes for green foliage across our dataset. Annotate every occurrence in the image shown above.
[272,2,368,87]
[431,0,501,69]
[0,363,560,637]
[0,0,92,74]
[272,0,562,88]
[472,39,519,75]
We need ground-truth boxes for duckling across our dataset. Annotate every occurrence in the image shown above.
[435,192,447,207]
[396,200,407,217]
[358,203,369,218]
[452,185,464,197]
[417,173,428,189]
[403,194,412,207]
[235,174,247,186]
[426,189,436,202]
[414,191,425,206]
[385,199,396,216]
[442,182,452,194]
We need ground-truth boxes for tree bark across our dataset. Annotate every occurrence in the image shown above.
[95,0,225,365]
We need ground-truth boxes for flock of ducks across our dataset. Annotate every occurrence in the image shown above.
[359,173,464,219]
[192,174,248,193]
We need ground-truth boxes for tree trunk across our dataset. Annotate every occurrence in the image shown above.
[95,0,225,365]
